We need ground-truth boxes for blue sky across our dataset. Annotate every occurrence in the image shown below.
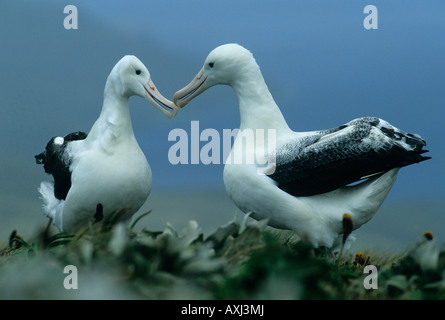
[1,0,444,246]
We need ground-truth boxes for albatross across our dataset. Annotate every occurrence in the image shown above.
[35,55,177,233]
[173,43,430,248]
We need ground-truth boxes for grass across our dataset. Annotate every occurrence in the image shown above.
[1,210,444,300]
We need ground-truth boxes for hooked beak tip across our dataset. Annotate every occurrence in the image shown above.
[173,94,187,109]
[173,94,179,107]
[171,105,178,118]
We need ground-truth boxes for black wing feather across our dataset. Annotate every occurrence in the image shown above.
[269,117,430,197]
[35,131,87,200]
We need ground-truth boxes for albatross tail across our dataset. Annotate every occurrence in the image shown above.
[38,181,63,221]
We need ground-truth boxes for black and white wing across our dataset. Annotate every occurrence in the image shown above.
[35,131,87,200]
[269,117,430,197]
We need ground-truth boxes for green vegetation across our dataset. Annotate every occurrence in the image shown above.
[1,211,444,300]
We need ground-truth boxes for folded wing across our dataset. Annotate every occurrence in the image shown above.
[269,117,430,197]
[35,131,87,200]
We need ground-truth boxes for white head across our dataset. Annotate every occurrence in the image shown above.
[109,55,177,118]
[173,44,260,108]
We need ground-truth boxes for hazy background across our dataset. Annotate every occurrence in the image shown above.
[1,0,444,252]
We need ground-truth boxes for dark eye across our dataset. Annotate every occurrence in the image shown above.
[208,62,214,68]
[135,69,141,75]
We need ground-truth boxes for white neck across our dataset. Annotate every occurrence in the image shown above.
[232,68,291,136]
[86,77,135,149]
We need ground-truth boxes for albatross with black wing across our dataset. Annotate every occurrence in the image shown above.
[36,55,177,233]
[173,43,430,249]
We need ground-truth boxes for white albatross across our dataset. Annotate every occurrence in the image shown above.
[173,43,431,248]
[35,55,177,233]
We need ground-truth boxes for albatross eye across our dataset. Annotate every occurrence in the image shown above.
[208,62,214,68]
[135,69,141,75]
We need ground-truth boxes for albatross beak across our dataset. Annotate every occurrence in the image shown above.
[173,68,207,108]
[144,78,178,119]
